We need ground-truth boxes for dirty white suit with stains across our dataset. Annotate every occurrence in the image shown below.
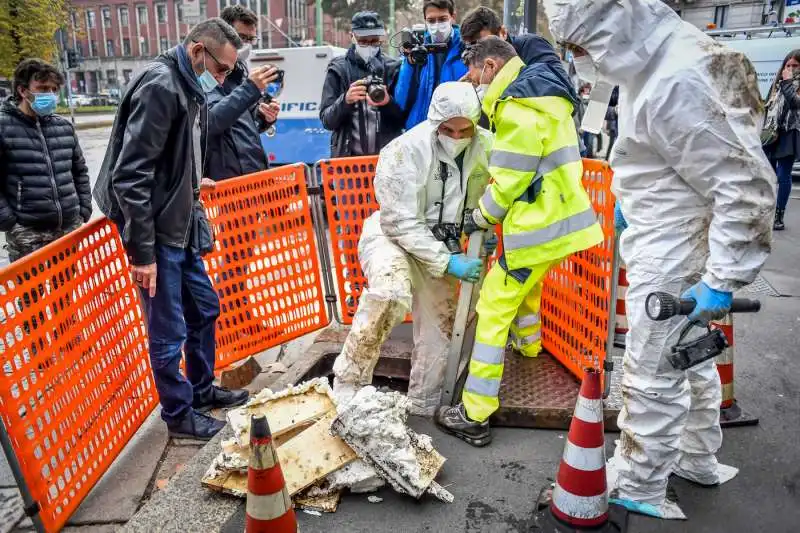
[332,82,492,417]
[547,0,775,517]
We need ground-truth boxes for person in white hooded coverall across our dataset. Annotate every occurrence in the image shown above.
[332,82,493,416]
[546,0,776,519]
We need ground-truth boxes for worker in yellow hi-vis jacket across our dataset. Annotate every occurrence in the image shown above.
[435,37,603,447]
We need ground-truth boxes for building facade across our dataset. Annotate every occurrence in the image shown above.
[65,0,349,95]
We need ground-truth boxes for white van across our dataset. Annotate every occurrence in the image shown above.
[249,46,347,167]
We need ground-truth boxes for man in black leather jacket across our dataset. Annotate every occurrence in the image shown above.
[0,59,92,262]
[94,18,249,441]
[320,11,405,157]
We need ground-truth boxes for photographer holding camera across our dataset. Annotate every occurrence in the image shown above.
[320,11,404,158]
[204,6,281,183]
[394,0,467,129]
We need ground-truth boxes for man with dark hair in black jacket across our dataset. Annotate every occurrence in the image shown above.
[203,5,281,183]
[94,18,249,441]
[0,58,92,262]
[320,11,405,157]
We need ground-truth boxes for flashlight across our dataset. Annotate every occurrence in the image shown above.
[646,292,761,321]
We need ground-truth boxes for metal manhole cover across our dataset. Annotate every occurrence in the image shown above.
[740,274,781,297]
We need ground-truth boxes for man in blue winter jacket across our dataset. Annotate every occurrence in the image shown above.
[203,5,281,183]
[394,0,468,129]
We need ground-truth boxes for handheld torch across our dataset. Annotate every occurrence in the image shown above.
[644,292,761,371]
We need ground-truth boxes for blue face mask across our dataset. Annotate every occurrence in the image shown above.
[29,92,58,116]
[195,54,219,93]
[197,69,218,93]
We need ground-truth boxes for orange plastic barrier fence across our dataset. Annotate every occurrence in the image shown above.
[0,218,157,532]
[202,164,330,368]
[540,160,616,379]
[319,156,381,324]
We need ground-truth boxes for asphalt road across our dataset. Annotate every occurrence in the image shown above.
[223,206,800,533]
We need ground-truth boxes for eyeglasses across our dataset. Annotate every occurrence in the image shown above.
[193,40,234,76]
[238,33,258,45]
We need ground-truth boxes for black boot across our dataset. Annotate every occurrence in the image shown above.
[193,385,249,413]
[434,403,492,447]
[774,209,786,231]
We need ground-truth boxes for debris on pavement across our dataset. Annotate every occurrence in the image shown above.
[367,495,384,504]
[331,386,453,503]
[201,379,452,514]
[219,356,262,389]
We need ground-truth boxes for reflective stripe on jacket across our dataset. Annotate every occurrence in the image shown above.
[479,57,603,270]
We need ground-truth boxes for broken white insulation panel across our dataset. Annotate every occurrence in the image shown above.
[227,377,335,447]
[330,387,453,503]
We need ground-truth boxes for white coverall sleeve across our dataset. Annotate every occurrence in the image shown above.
[648,75,776,292]
[374,141,451,278]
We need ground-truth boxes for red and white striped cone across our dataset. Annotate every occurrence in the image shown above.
[245,415,297,533]
[534,369,628,532]
[711,315,759,428]
[614,264,628,349]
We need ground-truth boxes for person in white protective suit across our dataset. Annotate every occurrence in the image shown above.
[546,0,776,520]
[332,81,493,416]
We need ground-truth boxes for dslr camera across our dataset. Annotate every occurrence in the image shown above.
[363,75,387,103]
[398,24,448,66]
[431,223,462,254]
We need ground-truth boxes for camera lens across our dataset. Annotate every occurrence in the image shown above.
[369,85,386,102]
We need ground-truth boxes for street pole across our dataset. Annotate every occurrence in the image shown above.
[316,0,323,45]
[389,0,396,56]
[57,28,76,125]
[256,0,263,47]
[524,0,537,34]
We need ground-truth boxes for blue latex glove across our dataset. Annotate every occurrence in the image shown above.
[447,254,482,283]
[483,233,498,256]
[614,200,628,233]
[681,281,733,325]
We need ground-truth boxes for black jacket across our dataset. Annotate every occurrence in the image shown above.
[94,46,206,265]
[0,102,91,231]
[205,62,273,181]
[320,47,405,157]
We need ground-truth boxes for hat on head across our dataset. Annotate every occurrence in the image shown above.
[352,11,385,37]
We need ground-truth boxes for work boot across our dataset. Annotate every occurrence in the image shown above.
[434,403,492,447]
[774,208,786,231]
[167,410,225,441]
[193,385,249,413]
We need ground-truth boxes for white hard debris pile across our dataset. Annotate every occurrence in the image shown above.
[201,378,452,513]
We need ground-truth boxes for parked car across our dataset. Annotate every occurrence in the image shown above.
[68,94,94,106]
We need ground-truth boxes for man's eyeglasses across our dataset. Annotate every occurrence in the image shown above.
[238,33,258,45]
[194,40,234,76]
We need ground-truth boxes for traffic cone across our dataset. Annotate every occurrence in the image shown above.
[245,415,297,533]
[534,368,627,532]
[711,315,759,428]
[614,264,628,349]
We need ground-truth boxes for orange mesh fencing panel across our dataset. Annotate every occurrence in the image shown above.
[320,156,381,325]
[541,159,616,380]
[202,164,330,368]
[0,218,156,532]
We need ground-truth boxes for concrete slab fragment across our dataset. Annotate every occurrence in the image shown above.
[66,410,168,525]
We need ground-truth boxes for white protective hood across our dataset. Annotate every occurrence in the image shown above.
[545,0,683,84]
[426,82,482,129]
[374,82,490,278]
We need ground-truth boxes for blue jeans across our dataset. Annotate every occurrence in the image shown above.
[141,245,220,424]
[772,155,794,211]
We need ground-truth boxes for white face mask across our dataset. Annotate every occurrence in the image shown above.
[238,43,252,63]
[573,54,598,83]
[438,134,471,159]
[475,63,492,103]
[356,44,380,61]
[427,20,452,43]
